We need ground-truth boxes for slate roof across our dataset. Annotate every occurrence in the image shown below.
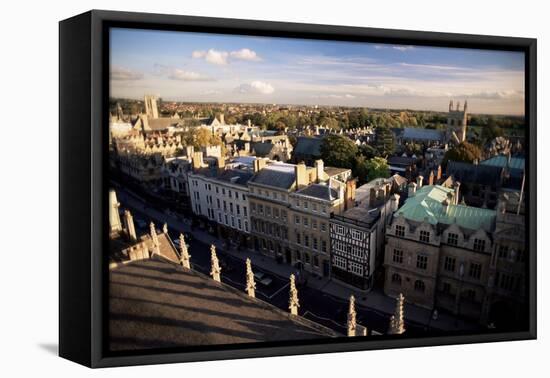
[109,258,337,351]
[395,185,496,232]
[251,142,275,157]
[402,127,445,142]
[293,137,323,157]
[249,163,297,190]
[447,161,503,186]
[296,183,339,201]
[480,155,525,177]
[216,169,254,187]
[388,156,417,167]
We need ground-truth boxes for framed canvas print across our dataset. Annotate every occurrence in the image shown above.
[59,10,536,368]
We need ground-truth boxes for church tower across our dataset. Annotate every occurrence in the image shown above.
[446,99,468,143]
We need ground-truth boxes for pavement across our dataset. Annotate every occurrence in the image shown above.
[114,183,481,334]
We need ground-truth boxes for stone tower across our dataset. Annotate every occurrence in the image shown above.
[447,99,468,144]
[109,189,122,233]
[144,95,159,119]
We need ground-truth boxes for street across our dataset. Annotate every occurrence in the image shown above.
[114,182,429,336]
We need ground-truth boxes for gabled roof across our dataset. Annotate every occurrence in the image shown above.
[296,183,339,201]
[402,127,445,142]
[480,155,525,172]
[293,137,323,157]
[249,163,297,190]
[447,161,503,186]
[251,142,275,157]
[395,185,496,232]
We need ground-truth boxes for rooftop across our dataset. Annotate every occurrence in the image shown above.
[402,127,445,142]
[296,183,339,201]
[293,136,323,156]
[109,258,337,351]
[447,161,503,186]
[395,185,496,232]
[480,155,525,172]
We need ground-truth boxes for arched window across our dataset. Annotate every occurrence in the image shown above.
[391,273,402,285]
[414,280,425,292]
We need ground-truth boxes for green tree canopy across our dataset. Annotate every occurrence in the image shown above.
[374,126,396,157]
[365,157,390,182]
[443,141,482,164]
[320,135,358,168]
[352,155,369,185]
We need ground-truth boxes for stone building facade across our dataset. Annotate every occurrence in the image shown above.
[384,184,497,322]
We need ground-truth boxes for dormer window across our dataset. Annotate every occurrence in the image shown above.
[420,230,430,243]
[473,238,486,252]
[395,225,405,237]
[447,233,458,246]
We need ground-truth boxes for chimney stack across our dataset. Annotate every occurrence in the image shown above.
[124,210,137,241]
[314,159,324,183]
[453,181,461,205]
[219,113,225,125]
[192,151,204,170]
[408,182,417,197]
[428,170,435,186]
[416,175,424,188]
[436,165,442,181]
[247,119,251,128]
[295,162,309,189]
[185,145,195,158]
[390,193,401,212]
[109,189,122,233]
[345,178,356,210]
[253,158,267,173]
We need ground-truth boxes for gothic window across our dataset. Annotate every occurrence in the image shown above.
[416,255,428,270]
[473,238,486,252]
[395,225,405,237]
[447,233,458,246]
[393,249,403,264]
[444,256,456,272]
[468,262,482,280]
[420,230,430,243]
[391,273,402,285]
[414,280,426,292]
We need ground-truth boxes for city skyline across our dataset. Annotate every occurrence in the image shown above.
[110,28,525,115]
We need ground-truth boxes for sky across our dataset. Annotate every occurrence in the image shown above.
[110,28,525,115]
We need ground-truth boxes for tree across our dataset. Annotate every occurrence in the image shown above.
[365,157,390,181]
[358,144,377,159]
[374,126,396,157]
[353,155,369,185]
[443,141,482,164]
[320,135,358,168]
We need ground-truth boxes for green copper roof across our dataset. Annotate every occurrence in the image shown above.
[396,185,496,232]
[481,155,525,171]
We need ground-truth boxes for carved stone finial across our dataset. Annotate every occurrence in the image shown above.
[210,245,221,282]
[289,274,300,315]
[245,258,256,298]
[347,295,357,337]
[179,233,191,269]
[149,222,159,253]
[162,223,168,234]
[388,293,406,335]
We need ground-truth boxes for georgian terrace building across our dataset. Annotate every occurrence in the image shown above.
[188,155,255,247]
[247,159,353,271]
[384,183,497,323]
[288,161,354,277]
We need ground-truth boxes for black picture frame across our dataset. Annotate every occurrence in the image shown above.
[59,9,537,368]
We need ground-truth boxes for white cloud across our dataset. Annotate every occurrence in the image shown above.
[192,48,261,64]
[230,48,262,61]
[168,69,213,81]
[461,90,525,100]
[393,45,415,52]
[192,49,229,65]
[235,81,275,95]
[110,66,143,81]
